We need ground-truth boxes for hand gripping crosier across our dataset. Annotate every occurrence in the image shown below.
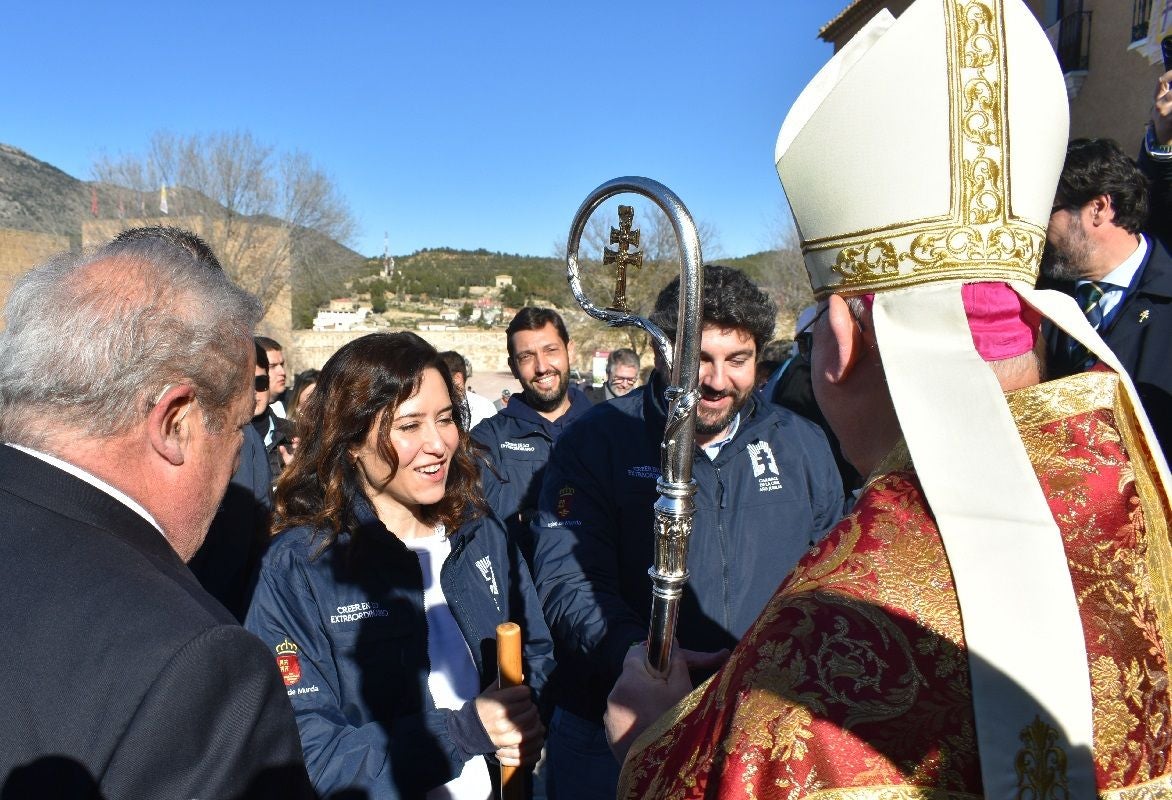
[564,176,703,677]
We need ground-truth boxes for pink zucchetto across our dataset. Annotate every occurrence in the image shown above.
[861,283,1039,361]
[961,282,1040,361]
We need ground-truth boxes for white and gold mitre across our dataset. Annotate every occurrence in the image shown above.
[777,1,1104,797]
[775,0,1068,299]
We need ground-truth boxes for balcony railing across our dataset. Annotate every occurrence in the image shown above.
[1055,10,1092,73]
[1135,0,1153,43]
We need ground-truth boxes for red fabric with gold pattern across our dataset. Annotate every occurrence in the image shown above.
[619,374,1172,799]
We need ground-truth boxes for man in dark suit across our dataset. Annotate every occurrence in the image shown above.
[1041,138,1172,458]
[190,342,276,622]
[0,229,313,798]
[248,341,297,479]
[256,335,290,419]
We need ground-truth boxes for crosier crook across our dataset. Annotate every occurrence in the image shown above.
[564,177,703,677]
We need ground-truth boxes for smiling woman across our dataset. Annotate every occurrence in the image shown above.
[243,331,553,800]
[345,366,465,539]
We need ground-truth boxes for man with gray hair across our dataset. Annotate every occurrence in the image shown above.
[583,347,641,404]
[0,229,312,798]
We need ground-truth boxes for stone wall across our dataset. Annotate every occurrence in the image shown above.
[1064,0,1164,150]
[290,328,516,376]
[0,229,71,320]
[289,325,650,379]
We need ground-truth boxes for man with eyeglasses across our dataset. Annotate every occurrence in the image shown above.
[583,348,641,404]
[1040,138,1172,458]
[763,307,861,494]
[530,264,843,800]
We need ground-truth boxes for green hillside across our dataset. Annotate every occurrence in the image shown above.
[380,248,566,307]
[339,245,811,322]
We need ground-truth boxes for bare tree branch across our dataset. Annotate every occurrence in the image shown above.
[91,131,358,318]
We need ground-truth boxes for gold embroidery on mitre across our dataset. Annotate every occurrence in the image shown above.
[804,0,1044,299]
[1014,716,1070,798]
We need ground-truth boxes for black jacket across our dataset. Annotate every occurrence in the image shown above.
[530,374,844,720]
[1043,234,1172,457]
[0,445,312,800]
[256,409,296,479]
[190,424,273,621]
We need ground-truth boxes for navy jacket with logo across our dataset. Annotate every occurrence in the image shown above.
[470,387,593,563]
[244,495,554,800]
[531,373,844,720]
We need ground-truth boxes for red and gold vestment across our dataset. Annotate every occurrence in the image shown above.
[620,372,1172,799]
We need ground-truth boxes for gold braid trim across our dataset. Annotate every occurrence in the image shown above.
[1103,772,1172,798]
[784,771,1172,799]
[1004,371,1118,427]
[1112,378,1172,668]
[805,788,980,799]
[1007,370,1172,657]
[616,674,715,798]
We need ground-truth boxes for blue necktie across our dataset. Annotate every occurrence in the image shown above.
[1076,281,1105,330]
[1070,282,1108,368]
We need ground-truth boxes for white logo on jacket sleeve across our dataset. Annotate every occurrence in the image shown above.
[500,441,536,452]
[748,441,783,492]
[475,555,501,611]
[330,601,390,624]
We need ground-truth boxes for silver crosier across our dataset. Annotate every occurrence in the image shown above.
[564,176,703,677]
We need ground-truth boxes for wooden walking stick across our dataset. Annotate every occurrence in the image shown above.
[496,622,525,800]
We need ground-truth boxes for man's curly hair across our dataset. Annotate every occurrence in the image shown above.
[649,264,776,353]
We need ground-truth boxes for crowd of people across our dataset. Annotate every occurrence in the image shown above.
[2,0,1172,798]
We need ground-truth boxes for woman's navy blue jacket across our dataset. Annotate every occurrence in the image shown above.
[244,495,554,800]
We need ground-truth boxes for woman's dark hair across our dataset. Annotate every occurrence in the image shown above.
[287,368,320,423]
[274,331,486,549]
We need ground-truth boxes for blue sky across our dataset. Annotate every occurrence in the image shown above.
[7,1,845,260]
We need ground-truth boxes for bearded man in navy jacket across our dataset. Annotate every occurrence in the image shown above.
[471,307,594,565]
[0,228,312,799]
[530,264,844,800]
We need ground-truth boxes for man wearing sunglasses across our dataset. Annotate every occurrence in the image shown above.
[247,339,296,479]
[189,342,277,623]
